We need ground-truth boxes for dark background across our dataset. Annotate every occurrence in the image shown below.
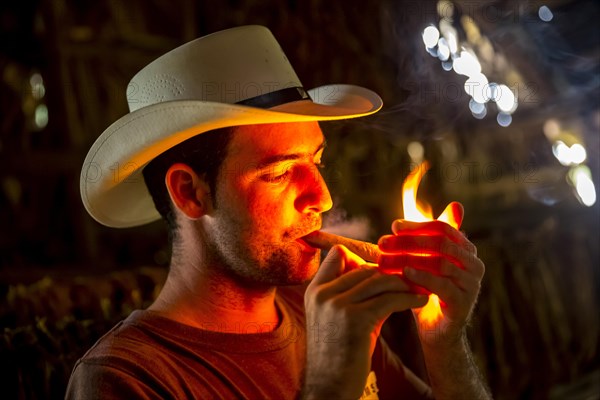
[1,0,599,398]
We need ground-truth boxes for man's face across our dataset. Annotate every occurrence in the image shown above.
[201,121,333,286]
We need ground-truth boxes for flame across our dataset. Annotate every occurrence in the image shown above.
[401,161,461,327]
[437,202,462,230]
[419,291,442,326]
[402,162,434,221]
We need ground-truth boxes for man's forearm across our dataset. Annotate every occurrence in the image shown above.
[421,333,492,400]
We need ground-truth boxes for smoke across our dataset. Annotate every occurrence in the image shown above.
[322,206,372,241]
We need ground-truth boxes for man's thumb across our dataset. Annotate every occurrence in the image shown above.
[312,245,365,284]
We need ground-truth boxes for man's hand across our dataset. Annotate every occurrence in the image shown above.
[378,219,484,347]
[302,245,428,399]
[378,219,491,399]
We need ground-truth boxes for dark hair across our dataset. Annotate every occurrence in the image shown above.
[142,127,234,241]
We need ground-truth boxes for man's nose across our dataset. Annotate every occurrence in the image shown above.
[295,165,333,214]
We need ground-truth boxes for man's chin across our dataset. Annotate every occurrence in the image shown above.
[274,250,321,285]
[291,251,321,282]
[250,241,321,285]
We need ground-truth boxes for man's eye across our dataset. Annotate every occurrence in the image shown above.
[263,170,291,183]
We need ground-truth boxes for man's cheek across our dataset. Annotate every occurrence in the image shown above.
[247,202,280,224]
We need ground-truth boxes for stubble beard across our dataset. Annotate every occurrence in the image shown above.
[203,223,321,287]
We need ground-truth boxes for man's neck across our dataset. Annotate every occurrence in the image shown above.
[148,258,280,333]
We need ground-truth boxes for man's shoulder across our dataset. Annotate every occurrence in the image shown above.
[76,311,162,367]
[67,309,228,398]
[66,311,174,399]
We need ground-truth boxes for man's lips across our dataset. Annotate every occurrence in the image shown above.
[295,237,313,251]
[294,227,320,241]
[295,229,322,251]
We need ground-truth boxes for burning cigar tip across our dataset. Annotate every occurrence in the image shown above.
[303,230,381,263]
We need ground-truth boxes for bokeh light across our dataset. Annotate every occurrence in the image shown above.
[497,112,512,127]
[437,37,450,61]
[543,118,561,140]
[422,26,440,48]
[568,165,597,206]
[465,73,490,104]
[538,5,554,22]
[34,104,49,129]
[495,84,518,113]
[552,140,587,166]
[469,98,486,114]
[407,141,425,163]
[453,50,481,77]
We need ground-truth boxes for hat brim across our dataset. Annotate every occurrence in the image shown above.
[81,84,382,228]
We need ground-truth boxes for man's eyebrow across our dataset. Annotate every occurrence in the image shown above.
[256,140,327,169]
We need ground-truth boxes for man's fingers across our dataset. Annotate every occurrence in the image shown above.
[341,272,414,303]
[379,234,469,259]
[378,233,481,277]
[464,254,485,278]
[311,245,365,285]
[379,253,447,275]
[378,249,481,278]
[405,267,463,305]
[438,260,481,292]
[316,266,379,297]
[391,219,467,246]
[357,292,429,322]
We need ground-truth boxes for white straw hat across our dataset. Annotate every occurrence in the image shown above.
[80,25,382,228]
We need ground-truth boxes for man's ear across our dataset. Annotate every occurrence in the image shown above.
[165,163,213,219]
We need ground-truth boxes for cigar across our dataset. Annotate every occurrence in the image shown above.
[303,231,381,263]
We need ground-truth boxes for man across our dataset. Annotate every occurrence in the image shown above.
[68,26,490,399]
